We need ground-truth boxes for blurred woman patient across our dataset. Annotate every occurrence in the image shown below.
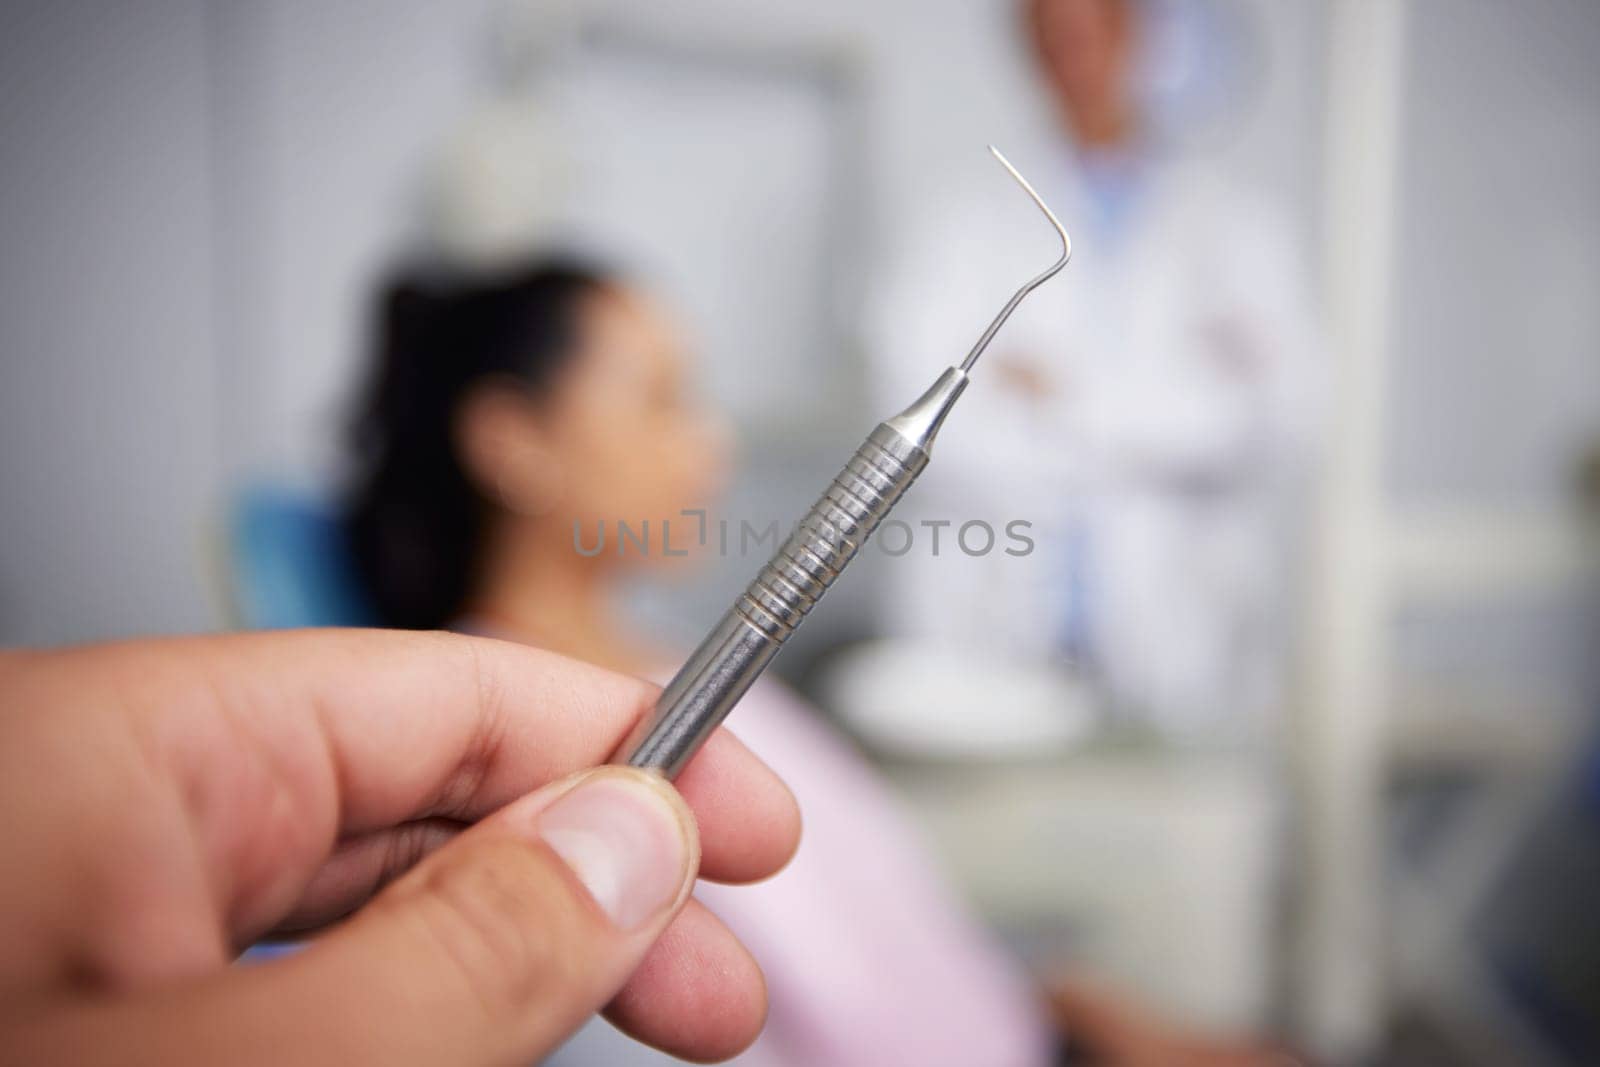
[342,259,1053,1066]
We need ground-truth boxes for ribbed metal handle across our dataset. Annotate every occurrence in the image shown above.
[739,423,929,641]
[620,422,929,776]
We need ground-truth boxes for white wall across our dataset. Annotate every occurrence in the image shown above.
[0,0,219,643]
[1389,0,1600,510]
[1384,0,1600,721]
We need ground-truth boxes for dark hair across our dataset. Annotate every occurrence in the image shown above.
[345,258,611,630]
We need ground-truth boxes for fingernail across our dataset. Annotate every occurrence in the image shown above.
[537,772,691,930]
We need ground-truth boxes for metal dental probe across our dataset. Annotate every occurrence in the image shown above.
[618,146,1072,778]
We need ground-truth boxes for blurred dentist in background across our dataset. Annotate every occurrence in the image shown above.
[874,0,1316,742]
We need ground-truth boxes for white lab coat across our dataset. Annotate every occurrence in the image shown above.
[871,148,1318,742]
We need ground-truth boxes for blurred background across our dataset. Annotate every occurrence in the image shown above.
[1,0,1597,1064]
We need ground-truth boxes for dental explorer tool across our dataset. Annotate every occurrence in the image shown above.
[618,146,1071,778]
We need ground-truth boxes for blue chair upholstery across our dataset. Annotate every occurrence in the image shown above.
[228,485,376,629]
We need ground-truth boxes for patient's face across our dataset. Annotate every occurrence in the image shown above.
[541,286,729,561]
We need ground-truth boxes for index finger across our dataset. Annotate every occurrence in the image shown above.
[44,629,799,921]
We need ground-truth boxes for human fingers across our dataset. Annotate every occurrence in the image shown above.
[18,630,798,942]
[7,768,743,1066]
[604,897,769,1062]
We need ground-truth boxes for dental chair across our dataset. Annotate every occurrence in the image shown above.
[226,484,375,630]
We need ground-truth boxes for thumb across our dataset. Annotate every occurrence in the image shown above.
[259,766,700,1065]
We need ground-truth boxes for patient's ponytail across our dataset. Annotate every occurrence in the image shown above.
[345,259,608,630]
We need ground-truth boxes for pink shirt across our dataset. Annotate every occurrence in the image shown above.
[552,674,1052,1066]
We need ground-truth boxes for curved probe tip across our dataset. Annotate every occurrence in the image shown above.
[959,147,1073,372]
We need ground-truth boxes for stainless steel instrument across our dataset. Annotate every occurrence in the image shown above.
[618,146,1072,778]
